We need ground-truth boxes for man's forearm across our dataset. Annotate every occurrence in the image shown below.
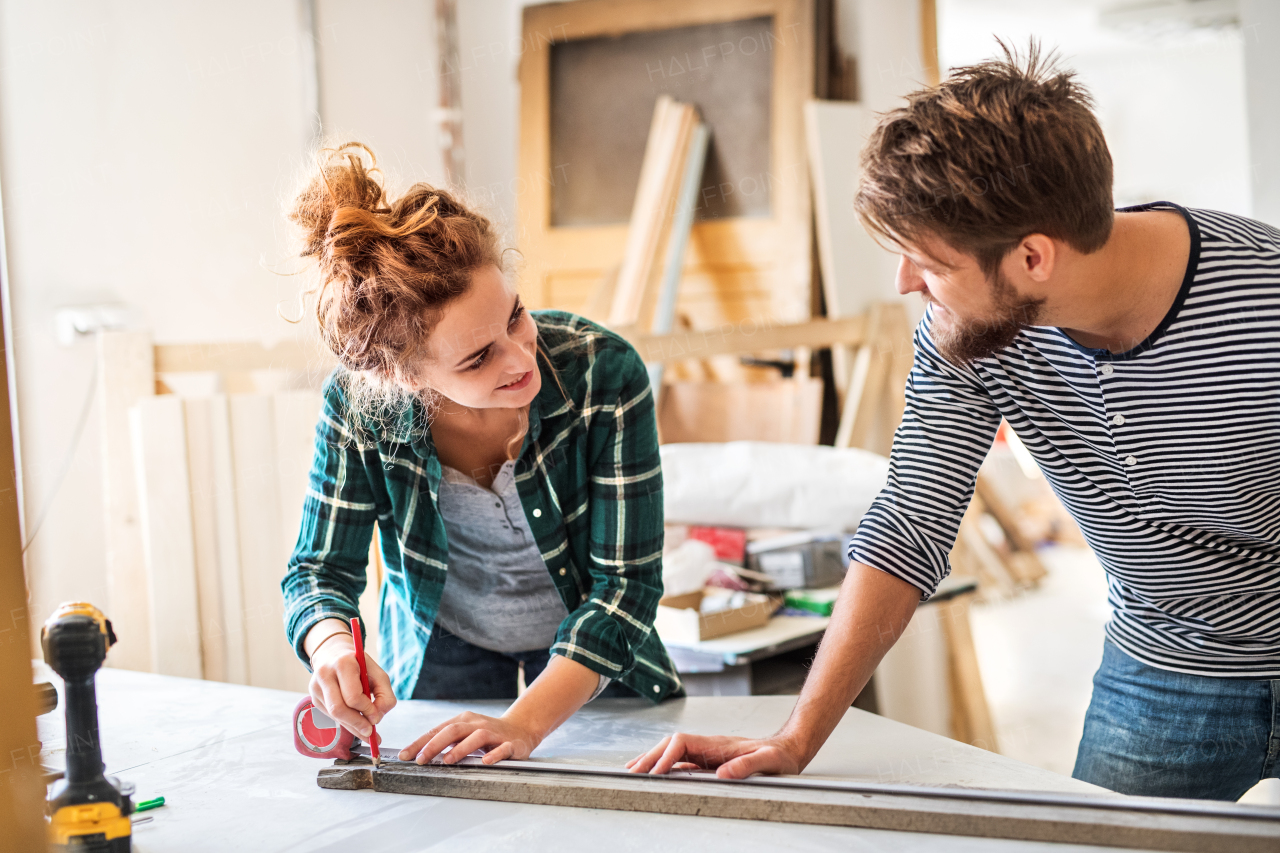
[778,561,923,766]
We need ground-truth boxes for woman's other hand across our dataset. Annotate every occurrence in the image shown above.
[401,655,601,765]
[399,712,540,765]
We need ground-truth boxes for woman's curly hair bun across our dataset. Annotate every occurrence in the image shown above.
[288,142,505,432]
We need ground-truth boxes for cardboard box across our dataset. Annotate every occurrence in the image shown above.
[658,589,705,610]
[654,591,781,644]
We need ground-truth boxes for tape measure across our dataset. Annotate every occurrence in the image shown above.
[293,696,370,761]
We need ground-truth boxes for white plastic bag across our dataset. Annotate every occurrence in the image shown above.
[661,539,718,597]
[661,441,890,530]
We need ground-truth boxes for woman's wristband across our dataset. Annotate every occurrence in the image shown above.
[309,629,354,661]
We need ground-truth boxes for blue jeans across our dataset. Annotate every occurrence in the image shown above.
[1073,641,1280,800]
[411,623,635,700]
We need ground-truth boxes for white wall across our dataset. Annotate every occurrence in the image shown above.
[0,0,441,646]
[1242,0,1280,226]
[456,0,523,239]
[314,0,445,189]
[841,0,930,309]
[938,0,1253,217]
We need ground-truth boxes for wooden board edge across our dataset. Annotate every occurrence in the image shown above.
[315,764,1280,852]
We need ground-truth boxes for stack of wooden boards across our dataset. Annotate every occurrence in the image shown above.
[604,95,704,335]
[518,0,816,330]
[128,390,318,690]
[590,95,829,445]
[98,331,381,692]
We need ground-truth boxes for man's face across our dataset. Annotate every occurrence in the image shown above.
[895,236,1045,366]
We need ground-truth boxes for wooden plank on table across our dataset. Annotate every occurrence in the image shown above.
[229,395,308,692]
[129,396,202,679]
[317,760,1280,852]
[98,331,155,671]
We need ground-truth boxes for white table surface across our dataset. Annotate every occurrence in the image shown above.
[35,666,1151,853]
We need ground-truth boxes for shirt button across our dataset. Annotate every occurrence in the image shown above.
[1112,414,1125,426]
[1125,455,1137,466]
[533,508,542,518]
[559,567,567,576]
[1100,363,1114,376]
[652,685,660,693]
[494,502,501,508]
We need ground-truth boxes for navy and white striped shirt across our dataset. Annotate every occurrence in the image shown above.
[849,203,1280,679]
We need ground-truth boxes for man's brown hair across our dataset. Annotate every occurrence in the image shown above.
[855,42,1114,276]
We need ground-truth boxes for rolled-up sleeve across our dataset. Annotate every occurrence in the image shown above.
[848,315,1001,599]
[551,347,664,679]
[282,390,379,667]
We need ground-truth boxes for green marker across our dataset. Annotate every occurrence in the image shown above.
[135,796,165,813]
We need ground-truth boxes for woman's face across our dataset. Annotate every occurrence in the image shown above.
[413,265,542,410]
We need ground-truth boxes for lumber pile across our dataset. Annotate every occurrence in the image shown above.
[606,95,702,334]
[127,388,318,690]
[100,331,384,691]
[597,96,828,440]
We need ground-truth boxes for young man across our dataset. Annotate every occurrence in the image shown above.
[628,46,1280,801]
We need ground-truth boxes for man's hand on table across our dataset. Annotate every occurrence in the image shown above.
[628,563,923,780]
[626,733,804,779]
[306,618,397,741]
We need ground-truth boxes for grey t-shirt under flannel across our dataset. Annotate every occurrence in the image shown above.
[434,460,570,652]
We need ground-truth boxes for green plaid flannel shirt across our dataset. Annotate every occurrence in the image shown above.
[282,311,683,701]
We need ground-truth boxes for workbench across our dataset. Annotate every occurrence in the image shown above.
[39,666,1138,852]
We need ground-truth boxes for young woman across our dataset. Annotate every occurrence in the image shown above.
[282,143,681,766]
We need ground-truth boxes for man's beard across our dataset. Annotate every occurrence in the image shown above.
[932,272,1045,366]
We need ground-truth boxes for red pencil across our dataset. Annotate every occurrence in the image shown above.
[350,617,380,767]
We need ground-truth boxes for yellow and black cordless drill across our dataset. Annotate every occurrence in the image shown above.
[42,602,133,852]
